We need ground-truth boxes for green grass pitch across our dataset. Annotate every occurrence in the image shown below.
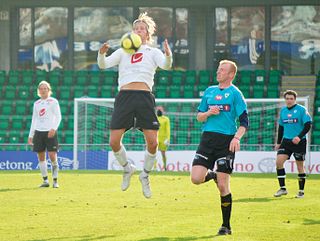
[0,171,319,241]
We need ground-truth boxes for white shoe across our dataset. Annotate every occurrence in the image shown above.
[121,164,136,191]
[295,191,304,198]
[53,182,59,188]
[274,188,288,197]
[139,172,152,198]
[39,181,49,188]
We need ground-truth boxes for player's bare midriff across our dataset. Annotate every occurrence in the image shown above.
[120,82,150,91]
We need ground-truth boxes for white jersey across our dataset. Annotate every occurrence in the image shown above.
[29,97,62,138]
[97,44,172,90]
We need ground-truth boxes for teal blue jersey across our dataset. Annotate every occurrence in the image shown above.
[279,104,312,139]
[198,85,247,135]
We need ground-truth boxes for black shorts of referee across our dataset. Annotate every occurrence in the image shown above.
[32,130,59,152]
[110,90,159,130]
[192,131,235,174]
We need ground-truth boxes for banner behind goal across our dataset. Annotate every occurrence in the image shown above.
[74,97,310,169]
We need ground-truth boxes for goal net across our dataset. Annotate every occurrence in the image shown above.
[73,97,310,170]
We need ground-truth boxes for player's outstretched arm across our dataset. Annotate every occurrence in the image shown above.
[163,39,172,56]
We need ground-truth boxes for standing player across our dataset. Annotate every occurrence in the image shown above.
[28,81,62,188]
[274,90,312,198]
[97,13,172,198]
[191,60,248,235]
[155,106,170,171]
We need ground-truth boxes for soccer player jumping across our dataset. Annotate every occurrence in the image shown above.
[191,60,248,235]
[274,90,312,198]
[97,13,172,198]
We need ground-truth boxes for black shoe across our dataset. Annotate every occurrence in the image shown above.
[217,226,232,235]
[205,170,217,183]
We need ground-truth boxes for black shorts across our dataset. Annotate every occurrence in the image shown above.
[33,130,59,152]
[192,131,235,174]
[277,138,307,161]
[110,90,159,130]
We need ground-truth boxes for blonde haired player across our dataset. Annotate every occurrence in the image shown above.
[155,106,170,171]
[28,81,62,188]
[97,12,172,198]
[191,60,248,235]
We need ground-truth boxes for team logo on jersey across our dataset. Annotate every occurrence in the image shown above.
[215,95,223,100]
[294,110,297,113]
[39,108,46,116]
[131,53,143,63]
[224,93,230,98]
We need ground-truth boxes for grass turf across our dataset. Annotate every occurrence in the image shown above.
[0,171,319,241]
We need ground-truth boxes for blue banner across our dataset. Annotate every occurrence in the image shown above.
[0,151,108,170]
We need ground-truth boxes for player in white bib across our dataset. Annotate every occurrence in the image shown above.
[97,12,172,198]
[28,81,62,188]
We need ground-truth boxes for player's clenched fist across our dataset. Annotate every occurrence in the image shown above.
[99,42,110,55]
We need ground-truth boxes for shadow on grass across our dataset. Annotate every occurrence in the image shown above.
[0,187,35,192]
[139,235,215,241]
[233,196,296,203]
[303,218,320,225]
[29,234,114,241]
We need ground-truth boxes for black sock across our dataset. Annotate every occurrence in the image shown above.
[204,170,216,182]
[298,173,306,191]
[221,193,232,229]
[53,178,57,182]
[276,168,286,189]
[43,176,48,181]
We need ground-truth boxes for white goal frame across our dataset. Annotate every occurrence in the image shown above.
[74,97,311,171]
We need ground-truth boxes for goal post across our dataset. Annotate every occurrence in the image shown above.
[73,97,311,171]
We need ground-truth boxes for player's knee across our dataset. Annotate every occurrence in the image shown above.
[48,152,57,162]
[190,175,203,185]
[217,182,228,194]
[276,160,285,169]
[109,140,121,152]
[37,152,46,161]
[147,139,158,152]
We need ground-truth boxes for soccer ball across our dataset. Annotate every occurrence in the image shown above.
[120,32,142,54]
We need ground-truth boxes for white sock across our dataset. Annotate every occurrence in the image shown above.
[114,145,129,170]
[51,160,59,179]
[143,150,157,173]
[39,161,48,180]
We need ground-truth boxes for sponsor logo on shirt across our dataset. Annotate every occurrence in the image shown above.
[283,118,298,124]
[209,104,231,112]
[131,53,143,63]
[215,95,223,100]
[39,108,46,116]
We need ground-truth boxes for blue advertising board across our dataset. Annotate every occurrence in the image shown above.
[0,151,108,170]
